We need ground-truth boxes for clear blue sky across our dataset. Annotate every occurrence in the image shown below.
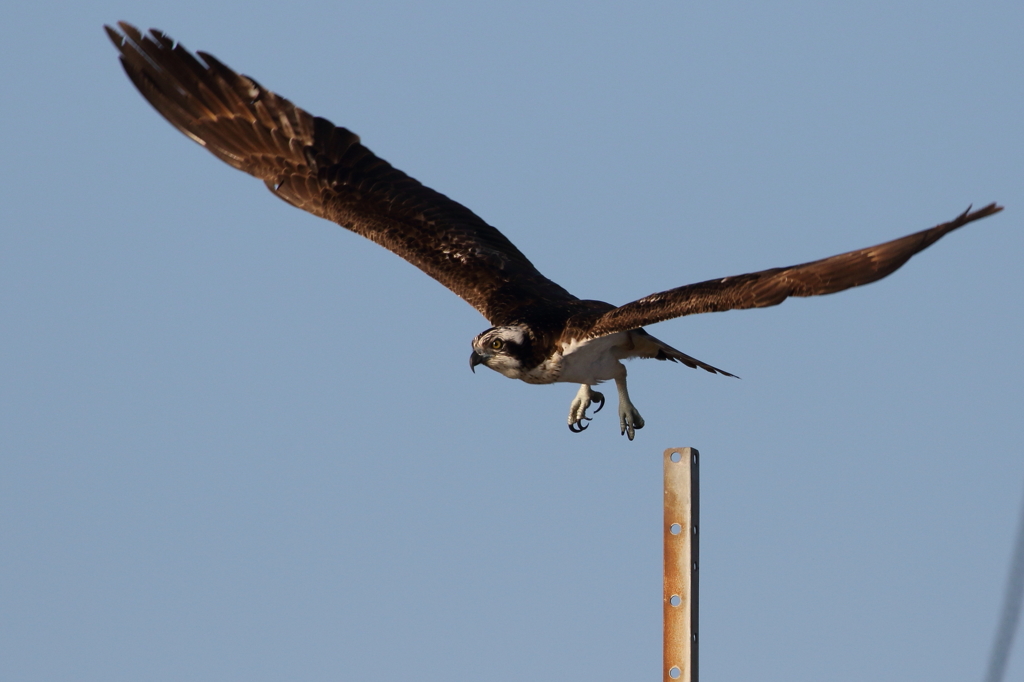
[2,1,1022,680]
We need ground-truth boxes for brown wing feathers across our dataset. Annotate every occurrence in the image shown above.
[587,203,1004,339]
[106,22,576,325]
[109,23,1003,343]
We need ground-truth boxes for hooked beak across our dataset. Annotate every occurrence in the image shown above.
[469,350,485,373]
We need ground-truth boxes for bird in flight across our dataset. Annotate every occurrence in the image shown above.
[107,22,1003,440]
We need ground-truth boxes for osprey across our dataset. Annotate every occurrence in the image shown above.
[107,23,1002,440]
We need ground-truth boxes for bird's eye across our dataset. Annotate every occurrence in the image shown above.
[491,338,504,350]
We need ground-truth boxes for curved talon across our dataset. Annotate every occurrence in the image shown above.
[568,420,590,433]
[619,410,644,441]
[567,385,603,433]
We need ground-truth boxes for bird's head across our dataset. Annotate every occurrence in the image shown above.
[469,325,532,379]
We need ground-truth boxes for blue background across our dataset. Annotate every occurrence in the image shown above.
[2,1,1022,680]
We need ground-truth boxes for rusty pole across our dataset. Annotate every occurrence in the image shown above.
[664,447,698,682]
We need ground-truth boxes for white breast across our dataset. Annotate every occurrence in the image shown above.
[521,332,629,385]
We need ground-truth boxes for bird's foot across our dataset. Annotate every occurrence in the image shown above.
[567,386,605,433]
[619,403,645,441]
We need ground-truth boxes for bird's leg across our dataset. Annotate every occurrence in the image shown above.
[614,370,644,441]
[567,384,606,433]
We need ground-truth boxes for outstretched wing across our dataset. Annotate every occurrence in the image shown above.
[106,22,576,325]
[586,203,1003,339]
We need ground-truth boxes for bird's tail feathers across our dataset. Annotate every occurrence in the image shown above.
[626,330,738,378]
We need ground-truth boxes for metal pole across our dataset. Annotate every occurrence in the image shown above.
[664,447,698,682]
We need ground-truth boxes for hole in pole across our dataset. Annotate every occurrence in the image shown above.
[669,666,681,679]
[670,452,682,463]
[670,594,681,607]
[670,523,682,535]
